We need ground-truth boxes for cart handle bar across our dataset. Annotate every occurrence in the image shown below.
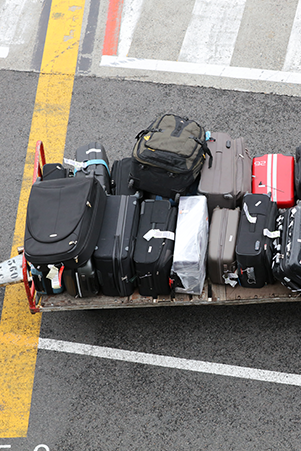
[24,140,47,313]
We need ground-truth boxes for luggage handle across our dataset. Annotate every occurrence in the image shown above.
[112,234,124,297]
[243,203,257,224]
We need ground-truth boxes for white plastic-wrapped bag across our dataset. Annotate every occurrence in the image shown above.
[172,196,209,294]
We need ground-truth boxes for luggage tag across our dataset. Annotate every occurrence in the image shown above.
[143,229,175,242]
[63,157,110,176]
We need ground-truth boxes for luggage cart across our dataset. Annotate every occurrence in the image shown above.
[0,141,300,314]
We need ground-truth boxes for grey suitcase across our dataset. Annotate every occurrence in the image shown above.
[207,206,240,285]
[197,132,252,217]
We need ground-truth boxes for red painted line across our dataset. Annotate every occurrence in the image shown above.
[102,0,124,56]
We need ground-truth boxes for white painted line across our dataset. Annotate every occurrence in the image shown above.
[179,0,246,65]
[282,0,301,72]
[0,0,27,44]
[0,46,9,58]
[100,55,301,85]
[39,338,301,387]
[118,0,145,57]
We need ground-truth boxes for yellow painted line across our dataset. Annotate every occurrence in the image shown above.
[0,0,85,438]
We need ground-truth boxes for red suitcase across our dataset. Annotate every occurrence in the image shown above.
[252,154,295,208]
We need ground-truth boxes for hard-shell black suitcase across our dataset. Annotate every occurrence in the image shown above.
[207,207,240,285]
[197,132,252,217]
[94,195,139,296]
[129,114,212,200]
[111,158,138,196]
[235,193,278,288]
[24,176,106,269]
[272,205,301,291]
[75,142,111,194]
[133,199,177,297]
[63,258,100,297]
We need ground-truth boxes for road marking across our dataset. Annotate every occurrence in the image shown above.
[179,0,246,65]
[0,0,85,438]
[100,55,301,86]
[39,338,301,387]
[282,0,301,72]
[118,0,144,57]
[0,0,27,43]
[0,46,9,58]
[102,0,124,56]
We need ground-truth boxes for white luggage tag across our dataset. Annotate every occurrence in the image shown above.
[63,158,85,171]
[263,229,280,239]
[143,229,175,242]
[46,265,63,289]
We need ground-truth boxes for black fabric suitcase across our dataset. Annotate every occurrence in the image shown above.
[133,199,177,297]
[207,207,240,285]
[111,158,138,195]
[75,142,111,194]
[197,132,252,217]
[272,206,301,291]
[24,176,106,269]
[129,114,212,200]
[94,195,139,296]
[235,193,278,288]
[63,258,100,297]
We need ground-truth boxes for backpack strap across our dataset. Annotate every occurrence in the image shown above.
[194,138,213,168]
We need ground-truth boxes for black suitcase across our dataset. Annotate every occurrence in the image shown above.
[129,114,212,200]
[75,142,111,194]
[63,258,100,297]
[24,176,106,269]
[272,206,301,291]
[94,195,140,296]
[133,199,177,297]
[295,145,301,200]
[235,193,278,288]
[111,158,138,195]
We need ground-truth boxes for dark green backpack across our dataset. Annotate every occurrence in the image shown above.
[130,114,212,199]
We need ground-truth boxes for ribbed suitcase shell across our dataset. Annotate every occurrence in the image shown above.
[235,193,278,288]
[133,199,177,297]
[208,207,240,285]
[94,195,139,296]
[252,153,295,208]
[198,132,252,217]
